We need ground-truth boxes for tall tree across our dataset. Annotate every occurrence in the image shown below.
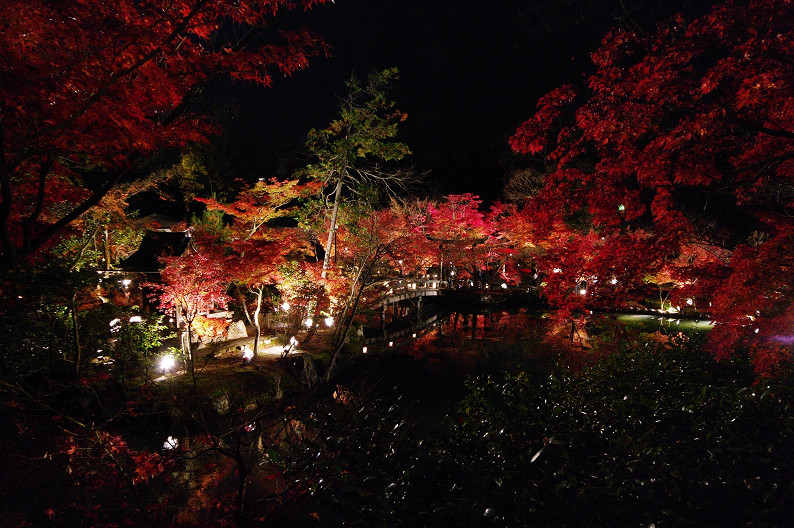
[421,194,515,289]
[150,250,229,386]
[198,177,318,358]
[323,204,423,380]
[509,0,794,373]
[0,0,329,269]
[298,68,413,277]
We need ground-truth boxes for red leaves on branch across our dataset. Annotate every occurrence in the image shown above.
[510,85,578,156]
[510,0,794,373]
[151,250,229,323]
[0,0,330,266]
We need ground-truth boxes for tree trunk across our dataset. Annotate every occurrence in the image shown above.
[236,284,253,325]
[71,293,82,376]
[184,319,197,389]
[324,259,374,382]
[300,296,324,346]
[103,228,111,270]
[332,262,367,345]
[321,177,344,279]
[252,289,263,359]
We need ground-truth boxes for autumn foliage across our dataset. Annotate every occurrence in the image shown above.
[509,0,794,373]
[0,0,329,268]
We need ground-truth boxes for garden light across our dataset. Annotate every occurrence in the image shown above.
[160,354,176,372]
[163,436,179,450]
[242,345,253,362]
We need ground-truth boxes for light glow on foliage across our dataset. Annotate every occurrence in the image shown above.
[160,354,176,372]
[324,316,334,327]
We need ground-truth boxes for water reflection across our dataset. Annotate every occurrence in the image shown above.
[615,313,714,332]
[362,305,714,360]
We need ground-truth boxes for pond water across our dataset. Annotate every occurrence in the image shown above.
[364,303,713,357]
[615,313,715,332]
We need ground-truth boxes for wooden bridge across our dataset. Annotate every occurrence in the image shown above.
[372,279,448,307]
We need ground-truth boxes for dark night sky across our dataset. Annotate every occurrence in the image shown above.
[215,0,713,202]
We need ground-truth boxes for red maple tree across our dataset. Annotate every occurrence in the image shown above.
[509,0,794,373]
[149,250,229,383]
[0,0,329,268]
[198,177,319,358]
[426,194,494,286]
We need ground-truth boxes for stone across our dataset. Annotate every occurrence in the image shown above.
[302,354,319,388]
[226,320,248,340]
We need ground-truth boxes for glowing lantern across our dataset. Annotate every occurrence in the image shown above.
[160,354,176,372]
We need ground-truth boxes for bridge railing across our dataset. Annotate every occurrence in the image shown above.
[372,278,448,294]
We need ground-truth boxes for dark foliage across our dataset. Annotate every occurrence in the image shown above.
[285,342,794,527]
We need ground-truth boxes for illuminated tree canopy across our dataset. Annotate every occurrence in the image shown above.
[0,0,329,268]
[509,0,794,373]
